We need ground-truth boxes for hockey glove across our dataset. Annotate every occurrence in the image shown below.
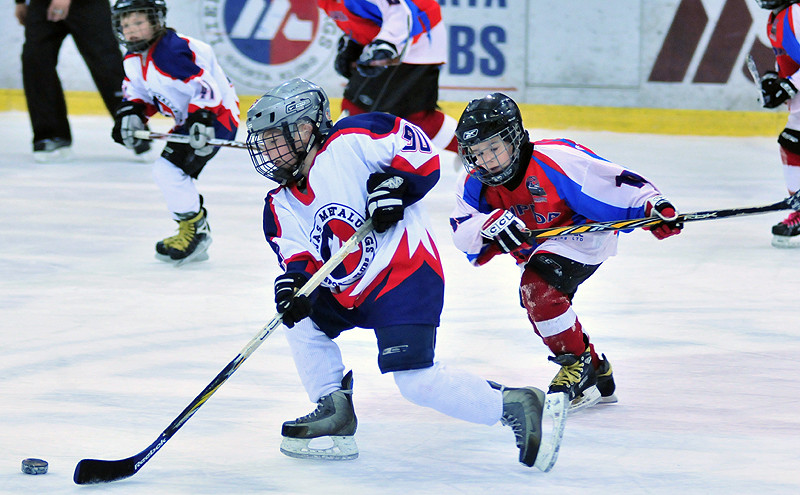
[480,209,529,252]
[274,272,312,328]
[335,35,363,79]
[760,71,798,108]
[366,172,407,233]
[112,101,149,151]
[643,195,683,240]
[356,39,399,78]
[186,109,216,157]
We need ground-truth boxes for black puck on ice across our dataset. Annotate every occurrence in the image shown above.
[21,458,48,475]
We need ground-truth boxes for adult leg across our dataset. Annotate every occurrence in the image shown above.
[21,0,70,144]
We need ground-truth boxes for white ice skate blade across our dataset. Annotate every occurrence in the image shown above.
[771,235,800,248]
[599,392,619,404]
[34,147,73,163]
[280,435,359,461]
[153,237,212,267]
[533,392,568,473]
[567,385,602,414]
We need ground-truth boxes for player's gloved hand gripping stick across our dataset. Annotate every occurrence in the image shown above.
[73,220,374,485]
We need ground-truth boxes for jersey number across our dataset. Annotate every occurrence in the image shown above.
[401,124,432,153]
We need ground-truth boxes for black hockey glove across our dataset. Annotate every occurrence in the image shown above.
[643,195,683,240]
[186,109,216,157]
[760,71,798,108]
[356,39,399,78]
[480,209,529,252]
[274,272,312,328]
[366,172,407,233]
[335,35,363,79]
[112,101,149,152]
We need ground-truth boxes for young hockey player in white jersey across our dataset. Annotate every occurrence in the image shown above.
[110,0,239,265]
[450,93,682,413]
[246,77,568,470]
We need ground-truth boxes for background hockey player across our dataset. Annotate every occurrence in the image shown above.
[449,93,682,413]
[757,0,800,247]
[317,0,459,154]
[110,0,239,264]
[246,77,567,470]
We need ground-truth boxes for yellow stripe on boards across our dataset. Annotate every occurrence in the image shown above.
[0,89,787,137]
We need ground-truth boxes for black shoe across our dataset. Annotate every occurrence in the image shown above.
[595,354,618,403]
[33,138,72,162]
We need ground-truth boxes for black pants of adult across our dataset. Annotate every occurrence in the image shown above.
[343,63,441,116]
[21,0,124,145]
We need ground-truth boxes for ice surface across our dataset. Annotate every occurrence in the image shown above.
[1,112,798,494]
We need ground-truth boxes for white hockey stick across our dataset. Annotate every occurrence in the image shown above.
[132,130,249,150]
[74,219,374,484]
[746,54,764,106]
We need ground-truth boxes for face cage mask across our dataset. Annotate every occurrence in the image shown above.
[458,125,523,186]
[247,122,310,185]
[114,9,165,52]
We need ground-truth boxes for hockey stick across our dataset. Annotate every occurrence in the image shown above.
[524,192,800,241]
[746,54,764,106]
[73,220,374,485]
[132,130,249,150]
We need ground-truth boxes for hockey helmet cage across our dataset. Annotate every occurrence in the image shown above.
[455,92,527,186]
[246,78,333,184]
[112,0,167,53]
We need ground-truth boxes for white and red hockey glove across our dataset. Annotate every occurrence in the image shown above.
[643,195,683,240]
[480,209,529,252]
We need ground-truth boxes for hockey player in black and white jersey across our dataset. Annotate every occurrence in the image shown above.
[246,77,568,470]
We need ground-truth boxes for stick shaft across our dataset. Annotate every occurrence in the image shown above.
[132,130,248,149]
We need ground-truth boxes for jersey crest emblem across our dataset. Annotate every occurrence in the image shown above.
[311,203,376,289]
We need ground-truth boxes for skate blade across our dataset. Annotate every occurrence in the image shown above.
[533,392,569,473]
[599,392,619,404]
[771,235,800,248]
[280,435,359,461]
[567,385,602,414]
[155,237,212,267]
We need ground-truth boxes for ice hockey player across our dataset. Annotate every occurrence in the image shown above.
[449,93,683,413]
[246,77,568,470]
[756,0,800,247]
[110,0,239,264]
[317,0,459,154]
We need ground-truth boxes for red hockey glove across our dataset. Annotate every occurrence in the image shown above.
[643,195,683,240]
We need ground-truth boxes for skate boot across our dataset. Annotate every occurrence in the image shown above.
[548,346,601,413]
[280,371,358,460]
[771,211,800,248]
[155,206,211,266]
[595,354,618,404]
[489,381,568,472]
[33,137,72,163]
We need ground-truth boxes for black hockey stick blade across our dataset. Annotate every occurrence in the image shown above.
[73,220,374,484]
[525,193,798,241]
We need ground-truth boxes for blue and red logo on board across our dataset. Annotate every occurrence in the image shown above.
[200,0,338,92]
[311,204,376,289]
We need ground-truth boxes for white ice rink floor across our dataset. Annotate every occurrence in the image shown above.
[1,112,798,494]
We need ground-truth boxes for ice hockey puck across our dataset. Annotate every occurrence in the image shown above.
[21,458,48,475]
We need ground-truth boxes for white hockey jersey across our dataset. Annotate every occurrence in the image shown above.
[263,113,443,320]
[121,30,239,134]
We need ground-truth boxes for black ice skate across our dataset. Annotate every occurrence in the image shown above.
[155,206,211,266]
[595,354,618,404]
[771,211,800,248]
[548,347,601,413]
[491,382,568,472]
[280,371,358,461]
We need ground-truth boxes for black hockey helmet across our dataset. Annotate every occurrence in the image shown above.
[246,78,333,185]
[455,92,527,186]
[111,0,167,52]
[756,0,799,9]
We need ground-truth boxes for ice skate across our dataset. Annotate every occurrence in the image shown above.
[491,381,568,471]
[33,138,72,163]
[280,371,358,461]
[771,211,800,248]
[155,206,211,266]
[596,354,618,404]
[548,347,601,413]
